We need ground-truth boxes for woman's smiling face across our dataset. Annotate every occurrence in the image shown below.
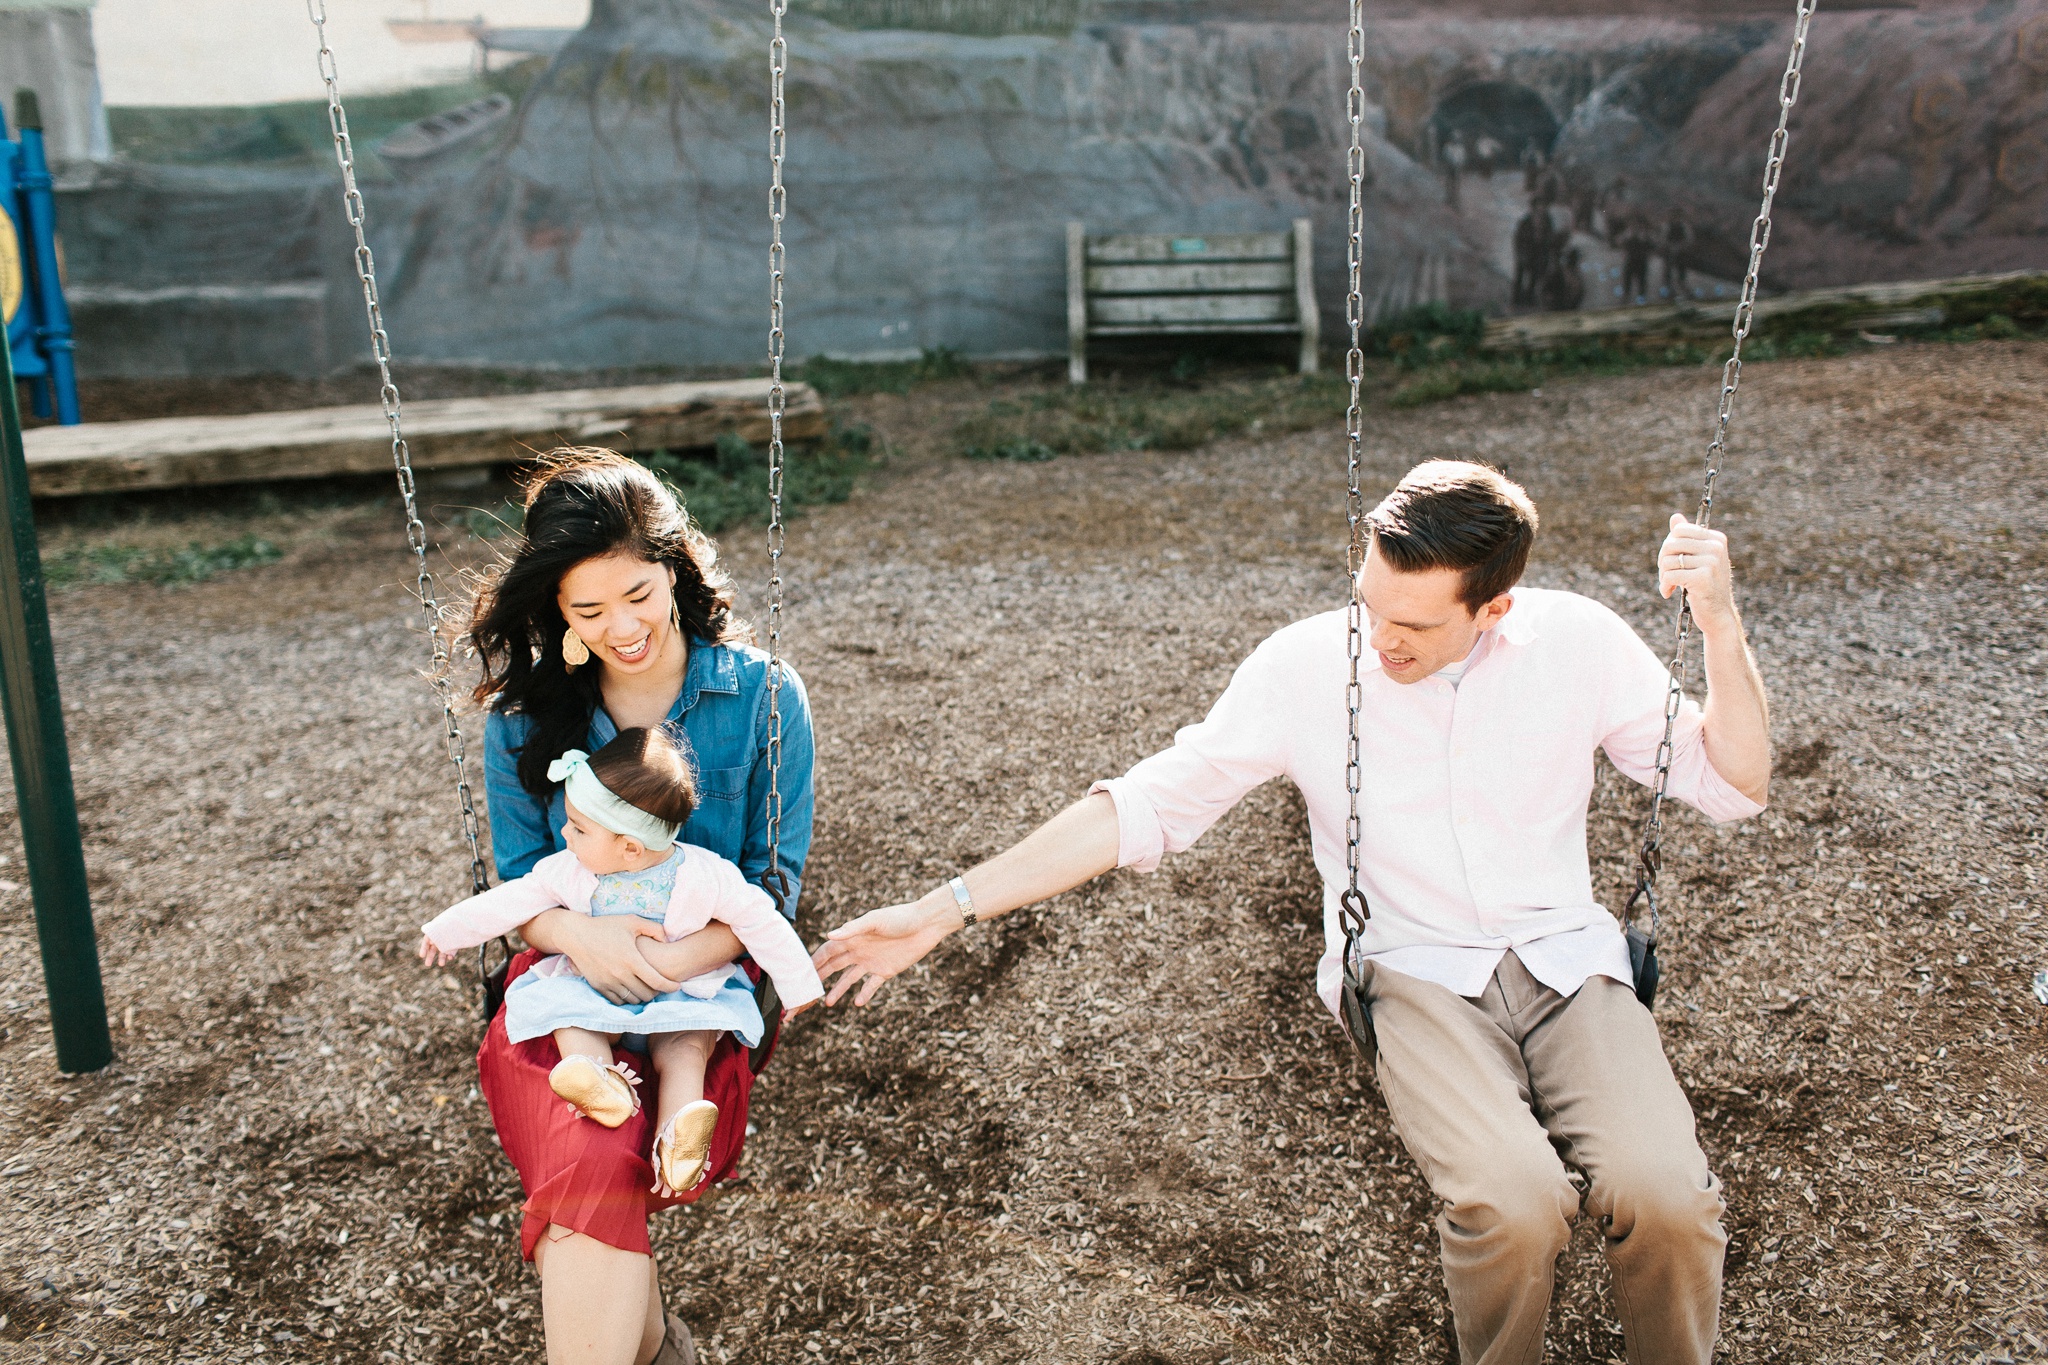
[557,553,678,675]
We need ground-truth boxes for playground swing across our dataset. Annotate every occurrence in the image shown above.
[1334,0,1820,1054]
[301,0,797,1083]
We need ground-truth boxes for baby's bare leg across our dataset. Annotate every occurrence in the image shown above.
[552,1026,618,1065]
[647,1031,716,1133]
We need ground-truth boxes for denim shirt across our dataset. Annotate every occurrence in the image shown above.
[483,638,814,921]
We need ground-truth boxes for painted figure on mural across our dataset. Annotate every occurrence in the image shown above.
[1602,174,1632,246]
[1621,211,1656,304]
[1542,242,1586,312]
[1512,206,1546,308]
[1662,207,1695,298]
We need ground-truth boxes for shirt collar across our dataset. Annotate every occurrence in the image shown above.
[1494,589,1537,647]
[587,638,737,746]
[678,637,738,715]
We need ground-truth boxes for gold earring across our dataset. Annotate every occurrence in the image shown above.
[562,628,591,669]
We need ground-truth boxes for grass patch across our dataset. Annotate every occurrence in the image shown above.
[641,424,879,535]
[42,534,282,587]
[795,348,971,398]
[953,370,1348,459]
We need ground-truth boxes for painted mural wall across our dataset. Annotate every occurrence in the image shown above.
[69,0,2048,373]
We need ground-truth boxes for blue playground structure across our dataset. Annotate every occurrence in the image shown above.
[1,91,79,426]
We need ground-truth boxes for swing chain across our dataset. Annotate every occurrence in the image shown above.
[1625,0,1815,941]
[760,0,791,913]
[1339,0,1371,967]
[306,0,488,901]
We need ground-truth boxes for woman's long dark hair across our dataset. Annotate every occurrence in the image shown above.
[470,447,745,797]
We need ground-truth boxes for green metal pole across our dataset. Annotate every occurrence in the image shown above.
[0,327,109,1072]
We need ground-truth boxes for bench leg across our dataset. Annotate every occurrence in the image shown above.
[1067,220,1088,385]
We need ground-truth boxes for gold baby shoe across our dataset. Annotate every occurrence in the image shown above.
[549,1055,642,1128]
[653,1099,719,1193]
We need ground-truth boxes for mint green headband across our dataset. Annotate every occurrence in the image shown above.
[548,749,680,851]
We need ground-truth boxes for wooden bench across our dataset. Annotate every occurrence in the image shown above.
[1066,220,1319,383]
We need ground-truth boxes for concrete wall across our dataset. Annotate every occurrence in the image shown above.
[364,2,1482,369]
[0,4,110,162]
[57,0,2048,377]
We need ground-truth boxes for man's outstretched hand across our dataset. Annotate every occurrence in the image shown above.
[812,897,956,1008]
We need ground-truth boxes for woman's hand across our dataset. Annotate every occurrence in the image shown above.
[813,895,958,1007]
[526,910,681,1004]
[417,935,458,969]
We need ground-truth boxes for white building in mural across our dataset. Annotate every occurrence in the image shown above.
[0,0,588,160]
[0,0,110,161]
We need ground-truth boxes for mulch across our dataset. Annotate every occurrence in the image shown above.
[0,341,2042,1364]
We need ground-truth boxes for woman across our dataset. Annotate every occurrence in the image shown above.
[468,448,814,1365]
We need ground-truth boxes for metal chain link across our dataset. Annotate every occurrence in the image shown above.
[1338,0,1371,969]
[761,0,790,911]
[306,0,489,901]
[1623,0,1816,944]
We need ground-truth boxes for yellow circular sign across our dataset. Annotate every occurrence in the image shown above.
[0,211,21,328]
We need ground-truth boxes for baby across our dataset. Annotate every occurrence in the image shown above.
[417,726,822,1195]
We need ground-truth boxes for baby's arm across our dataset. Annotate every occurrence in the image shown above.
[672,857,825,1010]
[418,851,586,958]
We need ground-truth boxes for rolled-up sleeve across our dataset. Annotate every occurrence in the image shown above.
[1597,608,1766,825]
[1088,642,1291,873]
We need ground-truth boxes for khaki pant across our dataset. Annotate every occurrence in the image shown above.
[1367,953,1726,1365]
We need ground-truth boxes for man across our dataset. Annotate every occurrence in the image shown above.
[815,462,1771,1365]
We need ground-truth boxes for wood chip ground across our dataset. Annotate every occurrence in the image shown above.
[0,342,2042,1364]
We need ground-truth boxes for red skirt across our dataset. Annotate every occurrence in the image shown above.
[476,949,774,1260]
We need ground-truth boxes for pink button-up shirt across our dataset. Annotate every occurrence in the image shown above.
[1092,587,1764,1017]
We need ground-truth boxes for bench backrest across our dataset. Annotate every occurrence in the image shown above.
[1066,220,1317,381]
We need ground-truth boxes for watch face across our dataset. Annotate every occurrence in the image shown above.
[0,209,21,330]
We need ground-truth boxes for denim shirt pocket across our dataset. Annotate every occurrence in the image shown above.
[683,763,750,859]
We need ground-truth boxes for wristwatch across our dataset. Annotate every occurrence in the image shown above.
[947,875,979,928]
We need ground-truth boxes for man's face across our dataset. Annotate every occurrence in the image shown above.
[1356,543,1511,685]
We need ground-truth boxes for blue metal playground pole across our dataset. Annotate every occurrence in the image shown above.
[1,90,80,426]
[0,322,107,1073]
[11,93,77,425]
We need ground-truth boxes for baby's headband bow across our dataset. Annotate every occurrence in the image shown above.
[548,749,680,851]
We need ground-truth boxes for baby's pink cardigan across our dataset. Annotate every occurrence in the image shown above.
[420,845,824,1009]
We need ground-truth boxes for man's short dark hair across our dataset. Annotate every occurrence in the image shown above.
[1366,461,1539,611]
